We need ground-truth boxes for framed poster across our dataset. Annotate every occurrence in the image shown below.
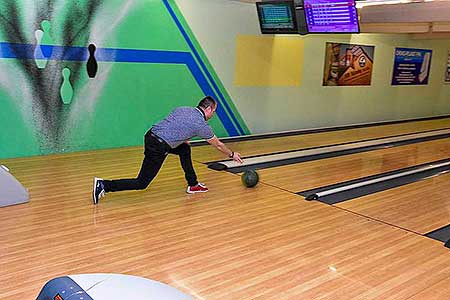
[391,48,432,85]
[445,52,450,84]
[323,42,375,86]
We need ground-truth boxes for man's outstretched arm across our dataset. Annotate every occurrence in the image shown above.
[207,136,243,163]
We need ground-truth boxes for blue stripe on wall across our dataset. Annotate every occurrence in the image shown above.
[0,42,191,63]
[185,55,238,135]
[162,0,245,136]
[0,42,238,135]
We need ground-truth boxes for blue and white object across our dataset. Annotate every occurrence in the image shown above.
[37,274,193,300]
[392,48,433,85]
[304,0,359,33]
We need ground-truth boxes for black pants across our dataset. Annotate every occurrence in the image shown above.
[103,131,198,192]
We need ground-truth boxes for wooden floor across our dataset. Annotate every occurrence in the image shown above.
[1,118,450,300]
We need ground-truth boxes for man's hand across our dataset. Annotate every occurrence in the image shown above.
[232,152,243,164]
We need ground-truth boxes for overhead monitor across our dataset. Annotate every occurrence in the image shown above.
[303,0,359,33]
[256,1,298,34]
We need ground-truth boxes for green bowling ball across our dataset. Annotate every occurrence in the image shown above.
[241,169,259,188]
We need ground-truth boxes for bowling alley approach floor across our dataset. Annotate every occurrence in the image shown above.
[2,118,450,300]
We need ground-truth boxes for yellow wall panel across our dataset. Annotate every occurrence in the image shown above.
[234,35,304,87]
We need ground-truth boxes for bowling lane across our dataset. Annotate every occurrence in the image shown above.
[255,138,450,193]
[337,172,450,235]
[193,117,450,163]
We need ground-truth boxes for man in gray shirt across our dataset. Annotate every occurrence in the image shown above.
[93,96,243,204]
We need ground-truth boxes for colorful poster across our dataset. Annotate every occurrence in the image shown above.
[323,42,375,86]
[445,52,450,84]
[391,48,432,85]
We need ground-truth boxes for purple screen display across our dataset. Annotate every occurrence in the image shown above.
[304,0,359,33]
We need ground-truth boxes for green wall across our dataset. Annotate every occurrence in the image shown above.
[0,0,248,159]
[176,0,450,134]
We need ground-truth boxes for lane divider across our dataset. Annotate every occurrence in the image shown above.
[208,128,450,172]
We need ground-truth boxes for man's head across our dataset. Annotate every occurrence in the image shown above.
[198,96,217,120]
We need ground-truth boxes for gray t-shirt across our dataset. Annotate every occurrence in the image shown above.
[151,107,215,148]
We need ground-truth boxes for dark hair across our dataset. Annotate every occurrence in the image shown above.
[198,96,217,109]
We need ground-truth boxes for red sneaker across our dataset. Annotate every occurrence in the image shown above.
[186,183,209,194]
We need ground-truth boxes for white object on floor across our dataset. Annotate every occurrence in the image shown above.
[70,274,192,300]
[0,165,29,208]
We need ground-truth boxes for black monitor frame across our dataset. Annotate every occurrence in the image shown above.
[256,1,299,34]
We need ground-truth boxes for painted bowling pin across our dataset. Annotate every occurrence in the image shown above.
[34,29,46,69]
[60,68,73,105]
[87,44,98,78]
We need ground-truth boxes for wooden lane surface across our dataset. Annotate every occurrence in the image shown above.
[407,277,450,300]
[192,117,450,163]
[254,138,450,193]
[337,172,450,235]
[1,148,450,299]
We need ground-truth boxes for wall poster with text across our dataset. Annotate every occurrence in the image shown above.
[391,48,432,85]
[445,52,450,84]
[323,42,375,86]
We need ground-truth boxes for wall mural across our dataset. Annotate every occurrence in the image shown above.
[0,0,248,159]
[0,1,106,153]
